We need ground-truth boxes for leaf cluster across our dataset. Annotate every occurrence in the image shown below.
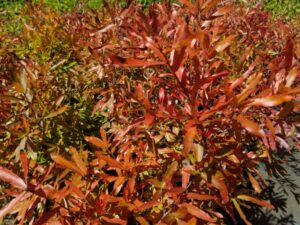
[0,1,300,225]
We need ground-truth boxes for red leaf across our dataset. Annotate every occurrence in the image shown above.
[284,38,294,70]
[211,175,229,203]
[180,203,215,223]
[249,95,293,107]
[186,193,215,201]
[183,121,197,156]
[237,195,274,209]
[0,166,27,190]
[109,55,164,67]
[237,114,265,138]
[20,151,28,181]
[102,217,127,225]
[179,0,196,14]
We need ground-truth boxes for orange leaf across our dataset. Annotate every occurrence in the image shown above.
[186,193,215,201]
[237,194,274,209]
[247,172,262,193]
[215,35,235,52]
[237,72,262,104]
[84,136,107,149]
[237,114,265,138]
[211,175,229,203]
[20,151,28,181]
[0,166,27,190]
[164,161,178,189]
[179,0,197,14]
[180,203,215,223]
[69,147,87,176]
[249,95,293,107]
[51,154,85,176]
[183,121,197,156]
[109,54,164,67]
[97,154,123,169]
[232,199,252,225]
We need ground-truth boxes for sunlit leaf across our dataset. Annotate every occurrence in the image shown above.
[237,194,274,209]
[180,203,215,222]
[0,166,27,190]
[44,105,70,119]
[249,94,293,107]
[237,114,265,138]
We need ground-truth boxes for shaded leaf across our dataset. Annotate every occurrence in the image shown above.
[232,199,252,225]
[183,121,197,156]
[0,192,25,219]
[44,105,69,119]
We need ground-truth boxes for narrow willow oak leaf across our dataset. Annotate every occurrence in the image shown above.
[187,193,215,201]
[249,94,293,107]
[232,199,252,225]
[237,114,265,138]
[109,55,164,67]
[211,174,229,203]
[44,105,69,119]
[0,166,27,190]
[237,194,274,209]
[51,154,86,176]
[0,192,26,219]
[183,120,197,156]
[215,35,236,52]
[180,203,215,223]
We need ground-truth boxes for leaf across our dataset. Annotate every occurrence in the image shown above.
[0,166,27,190]
[193,143,204,162]
[179,0,196,14]
[237,195,274,209]
[0,192,25,219]
[212,4,233,17]
[96,154,123,169]
[284,38,293,70]
[102,217,127,225]
[84,136,107,149]
[249,95,293,107]
[237,114,265,138]
[164,161,178,189]
[286,67,298,88]
[51,154,85,176]
[237,72,262,103]
[232,199,252,225]
[186,193,215,201]
[247,172,262,193]
[44,105,69,119]
[20,151,28,181]
[180,203,215,222]
[183,121,197,156]
[211,175,229,203]
[136,217,150,225]
[69,147,87,176]
[215,35,235,52]
[33,207,60,225]
[109,55,164,67]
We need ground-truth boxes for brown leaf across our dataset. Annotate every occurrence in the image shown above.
[237,195,274,209]
[249,95,293,107]
[180,203,215,222]
[0,166,27,190]
[109,55,164,67]
[237,114,265,138]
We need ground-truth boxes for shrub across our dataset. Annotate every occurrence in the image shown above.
[0,1,300,224]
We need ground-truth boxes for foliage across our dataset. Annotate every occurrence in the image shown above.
[1,1,300,225]
[263,0,300,19]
